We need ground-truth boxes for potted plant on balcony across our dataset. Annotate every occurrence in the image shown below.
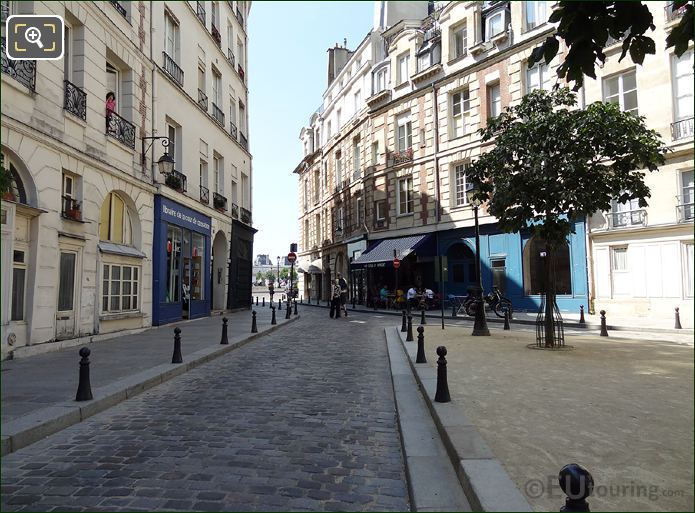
[213,194,226,211]
[0,166,16,201]
[65,201,82,221]
[165,172,183,192]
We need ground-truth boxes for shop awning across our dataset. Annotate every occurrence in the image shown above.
[352,234,431,267]
[298,258,323,274]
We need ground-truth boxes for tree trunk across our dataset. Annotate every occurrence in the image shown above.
[544,244,556,348]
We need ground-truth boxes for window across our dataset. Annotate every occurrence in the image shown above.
[397,52,410,84]
[488,82,501,119]
[486,10,504,40]
[353,139,360,179]
[106,62,120,113]
[371,141,379,165]
[374,68,387,93]
[523,237,572,295]
[315,213,321,242]
[99,192,132,245]
[164,10,180,61]
[58,252,77,312]
[241,173,249,207]
[62,172,79,216]
[313,169,320,204]
[524,1,547,30]
[356,196,364,225]
[327,120,332,139]
[680,170,694,221]
[165,225,181,303]
[672,50,694,122]
[231,180,238,204]
[611,246,629,295]
[304,219,310,248]
[451,23,467,60]
[166,120,181,166]
[102,264,139,312]
[212,68,222,106]
[454,163,468,206]
[213,154,223,194]
[63,23,72,81]
[417,40,440,72]
[603,70,638,115]
[526,62,553,93]
[354,90,361,113]
[239,101,246,133]
[451,88,470,138]
[197,61,206,94]
[336,108,341,128]
[303,179,308,211]
[685,244,694,298]
[397,114,412,152]
[610,197,641,226]
[190,232,205,301]
[398,177,413,215]
[237,39,244,68]
[375,200,387,220]
[335,152,343,186]
[335,206,344,233]
[611,247,628,271]
[200,159,208,189]
[211,1,219,28]
[11,248,26,321]
[227,23,234,54]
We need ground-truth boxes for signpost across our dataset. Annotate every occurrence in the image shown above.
[393,258,400,269]
[288,251,297,302]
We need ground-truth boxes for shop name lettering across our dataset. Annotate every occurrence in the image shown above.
[162,205,211,231]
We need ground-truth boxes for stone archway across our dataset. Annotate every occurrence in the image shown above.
[212,230,228,311]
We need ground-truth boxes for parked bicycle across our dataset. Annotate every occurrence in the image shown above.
[462,287,513,319]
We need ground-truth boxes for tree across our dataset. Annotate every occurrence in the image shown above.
[264,270,275,283]
[466,88,665,347]
[255,271,264,282]
[279,268,299,282]
[529,1,693,90]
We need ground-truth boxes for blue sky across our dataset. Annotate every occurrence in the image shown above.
[248,1,374,261]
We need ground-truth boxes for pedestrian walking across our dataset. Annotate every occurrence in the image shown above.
[268,281,275,305]
[338,272,348,317]
[329,279,342,319]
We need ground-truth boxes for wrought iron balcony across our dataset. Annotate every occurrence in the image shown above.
[231,203,239,220]
[677,190,694,222]
[164,170,187,193]
[199,185,210,204]
[197,89,208,111]
[229,121,238,140]
[608,209,647,228]
[110,0,127,18]
[64,80,87,120]
[227,48,236,69]
[105,111,136,149]
[671,116,694,141]
[212,102,225,126]
[1,38,36,91]
[211,23,222,47]
[386,148,414,166]
[240,132,248,150]
[162,51,184,87]
[196,1,206,25]
[213,192,228,211]
[665,2,688,22]
[237,63,245,82]
[62,196,82,221]
[240,207,252,225]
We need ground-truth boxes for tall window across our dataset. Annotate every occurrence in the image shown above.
[375,200,387,220]
[488,82,501,119]
[11,247,26,321]
[611,196,641,226]
[227,23,234,54]
[356,196,364,226]
[371,141,379,164]
[166,120,180,166]
[304,219,310,248]
[397,114,412,152]
[685,243,694,298]
[398,177,413,215]
[200,159,208,190]
[164,10,180,61]
[603,70,638,115]
[672,50,694,123]
[241,173,249,207]
[374,68,387,93]
[61,172,79,216]
[681,170,694,221]
[106,62,120,113]
[336,108,341,128]
[526,62,552,93]
[397,52,410,84]
[327,120,332,139]
[237,39,244,68]
[451,23,467,60]
[197,61,206,95]
[213,154,223,194]
[212,68,221,106]
[454,163,468,206]
[335,151,343,186]
[611,246,629,295]
[63,23,73,82]
[354,90,361,113]
[239,101,246,133]
[99,192,132,245]
[102,264,139,312]
[353,139,360,179]
[303,179,308,211]
[313,169,320,203]
[524,1,547,30]
[451,88,470,138]
[485,10,505,40]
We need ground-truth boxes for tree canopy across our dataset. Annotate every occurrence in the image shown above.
[466,88,665,246]
[529,1,693,90]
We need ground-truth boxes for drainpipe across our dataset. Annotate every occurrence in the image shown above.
[584,214,594,314]
[149,1,156,183]
[432,83,441,223]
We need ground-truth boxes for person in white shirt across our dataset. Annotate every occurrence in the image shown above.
[407,287,418,309]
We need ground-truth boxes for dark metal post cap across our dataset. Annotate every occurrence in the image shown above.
[675,307,680,312]
[417,326,424,334]
[599,310,606,316]
[436,346,447,357]
[174,327,181,335]
[79,347,90,358]
[559,463,594,500]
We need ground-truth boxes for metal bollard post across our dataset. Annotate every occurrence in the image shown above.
[293,300,298,315]
[416,326,427,363]
[286,302,291,319]
[579,305,586,327]
[452,303,457,318]
[255,296,258,306]
[220,317,229,344]
[406,315,414,342]
[251,311,258,333]
[278,299,282,311]
[420,309,426,325]
[503,308,511,330]
[599,310,608,337]
[434,346,451,403]
[75,347,93,401]
[401,310,407,333]
[271,306,277,325]
[171,327,183,363]
[300,296,303,304]
[352,297,356,310]
[559,463,594,512]
[262,297,265,307]
[675,307,682,329]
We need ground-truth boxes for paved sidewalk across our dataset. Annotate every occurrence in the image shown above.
[1,306,288,425]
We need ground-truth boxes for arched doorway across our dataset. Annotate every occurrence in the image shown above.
[212,231,228,311]
[446,242,476,296]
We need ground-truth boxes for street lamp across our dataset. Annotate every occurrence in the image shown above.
[277,256,280,288]
[156,152,175,175]
[141,136,174,174]
[466,182,490,337]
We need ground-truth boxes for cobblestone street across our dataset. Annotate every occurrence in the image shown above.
[1,309,410,512]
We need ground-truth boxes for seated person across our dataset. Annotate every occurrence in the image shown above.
[379,285,389,304]
[425,288,434,299]
[407,286,418,308]
[395,288,405,306]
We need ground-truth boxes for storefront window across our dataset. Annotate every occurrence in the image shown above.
[102,264,139,312]
[191,232,205,300]
[166,225,181,303]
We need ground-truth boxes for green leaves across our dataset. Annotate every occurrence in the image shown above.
[666,2,694,56]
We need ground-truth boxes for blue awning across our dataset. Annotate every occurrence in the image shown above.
[352,234,431,267]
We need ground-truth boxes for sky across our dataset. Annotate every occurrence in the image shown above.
[248,1,374,261]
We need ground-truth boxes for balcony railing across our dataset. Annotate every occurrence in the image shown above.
[608,209,647,228]
[227,48,236,68]
[64,80,87,120]
[110,0,127,18]
[213,192,228,211]
[231,203,239,220]
[199,185,210,204]
[671,116,694,141]
[196,1,206,25]
[1,38,36,91]
[665,2,688,22]
[677,190,694,222]
[162,51,184,87]
[386,148,414,166]
[229,121,238,140]
[62,196,82,221]
[240,207,252,225]
[211,23,222,47]
[237,63,245,82]
[197,89,208,111]
[164,170,187,193]
[240,132,248,150]
[212,102,225,126]
[105,111,136,149]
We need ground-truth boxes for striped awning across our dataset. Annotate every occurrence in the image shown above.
[352,235,431,266]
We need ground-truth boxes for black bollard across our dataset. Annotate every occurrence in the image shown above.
[278,299,282,311]
[271,306,277,325]
[286,302,291,319]
[171,327,183,363]
[251,311,258,333]
[675,307,682,329]
[559,463,594,512]
[406,315,414,342]
[255,296,258,306]
[401,310,407,332]
[300,296,303,304]
[434,346,451,403]
[75,347,93,401]
[293,300,298,315]
[262,297,265,307]
[503,308,511,330]
[420,309,426,325]
[308,295,311,304]
[220,317,229,344]
[599,310,608,337]
[373,299,377,310]
[452,303,457,318]
[416,326,427,363]
[352,297,356,310]
[579,305,586,327]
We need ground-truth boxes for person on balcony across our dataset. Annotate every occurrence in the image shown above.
[105,92,116,123]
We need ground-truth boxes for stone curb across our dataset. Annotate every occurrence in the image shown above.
[386,326,532,512]
[302,302,692,334]
[1,315,300,457]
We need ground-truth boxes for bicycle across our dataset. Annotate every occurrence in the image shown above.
[463,287,513,319]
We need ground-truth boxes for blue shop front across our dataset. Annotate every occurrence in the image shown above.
[438,219,589,312]
[153,195,212,325]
